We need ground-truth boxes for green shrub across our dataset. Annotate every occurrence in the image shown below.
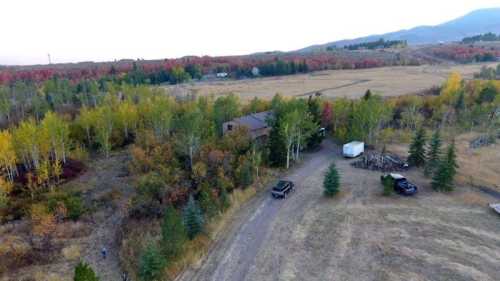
[381,176,394,196]
[198,185,218,219]
[139,244,166,281]
[74,261,99,281]
[47,192,85,220]
[129,172,169,218]
[65,195,85,220]
[136,173,167,201]
[160,205,186,259]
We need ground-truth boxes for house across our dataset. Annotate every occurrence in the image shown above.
[223,111,273,140]
[216,72,228,78]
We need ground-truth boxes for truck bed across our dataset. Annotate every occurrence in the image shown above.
[489,203,500,214]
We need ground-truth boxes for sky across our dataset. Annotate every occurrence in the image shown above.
[1,0,500,65]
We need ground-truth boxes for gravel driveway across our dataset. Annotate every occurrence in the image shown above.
[178,140,500,281]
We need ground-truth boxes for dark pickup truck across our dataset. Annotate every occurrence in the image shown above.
[271,180,295,199]
[381,173,418,196]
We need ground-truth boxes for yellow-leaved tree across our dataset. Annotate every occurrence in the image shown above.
[41,112,69,164]
[0,130,17,181]
[440,72,463,104]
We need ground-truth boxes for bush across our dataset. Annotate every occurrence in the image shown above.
[138,245,166,281]
[46,192,85,221]
[74,261,99,281]
[160,206,186,259]
[198,185,219,219]
[136,173,167,202]
[323,163,340,197]
[236,158,254,188]
[381,176,394,196]
[129,173,169,218]
[183,195,205,240]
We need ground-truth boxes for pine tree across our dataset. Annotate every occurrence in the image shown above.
[268,117,287,167]
[424,130,442,177]
[323,163,340,197]
[432,141,458,192]
[160,205,186,259]
[408,127,427,167]
[183,195,205,240]
[74,261,99,281]
[139,245,166,281]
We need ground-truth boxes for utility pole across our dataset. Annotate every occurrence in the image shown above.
[48,53,52,64]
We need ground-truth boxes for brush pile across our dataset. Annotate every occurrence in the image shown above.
[352,152,408,172]
[469,134,497,149]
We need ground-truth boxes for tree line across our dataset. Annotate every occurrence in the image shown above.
[462,32,500,44]
[345,38,408,50]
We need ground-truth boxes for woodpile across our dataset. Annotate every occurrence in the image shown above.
[469,134,497,149]
[352,152,408,172]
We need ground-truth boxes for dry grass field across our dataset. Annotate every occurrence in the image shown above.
[165,63,497,100]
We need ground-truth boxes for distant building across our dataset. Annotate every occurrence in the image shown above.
[251,67,260,76]
[216,72,228,78]
[223,111,273,140]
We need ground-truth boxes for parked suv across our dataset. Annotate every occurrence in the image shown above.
[381,173,418,196]
[271,180,295,199]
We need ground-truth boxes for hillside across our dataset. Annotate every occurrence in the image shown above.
[299,8,500,52]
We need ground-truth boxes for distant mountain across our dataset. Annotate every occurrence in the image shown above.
[298,8,500,52]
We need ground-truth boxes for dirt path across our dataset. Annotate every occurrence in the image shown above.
[177,140,500,281]
[298,79,371,97]
[77,152,135,281]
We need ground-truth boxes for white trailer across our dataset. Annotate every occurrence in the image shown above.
[343,141,364,158]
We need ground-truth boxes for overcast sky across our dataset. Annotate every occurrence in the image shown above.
[1,0,500,65]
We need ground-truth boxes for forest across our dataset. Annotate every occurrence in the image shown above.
[344,38,408,50]
[427,45,500,63]
[0,50,419,88]
[0,70,499,280]
[462,32,500,44]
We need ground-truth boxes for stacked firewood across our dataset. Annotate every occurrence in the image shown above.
[351,152,408,172]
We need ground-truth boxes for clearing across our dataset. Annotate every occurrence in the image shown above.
[2,151,134,281]
[164,63,497,100]
[178,140,500,281]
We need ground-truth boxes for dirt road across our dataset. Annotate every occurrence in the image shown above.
[178,140,500,281]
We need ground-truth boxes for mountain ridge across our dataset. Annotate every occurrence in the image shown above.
[298,8,500,52]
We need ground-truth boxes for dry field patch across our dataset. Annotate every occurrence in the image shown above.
[164,63,497,100]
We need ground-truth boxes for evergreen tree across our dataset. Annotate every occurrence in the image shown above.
[363,89,373,100]
[218,186,231,211]
[160,205,186,259]
[306,96,323,149]
[183,195,205,240]
[198,185,218,219]
[408,127,427,167]
[432,141,459,192]
[268,116,287,167]
[74,261,99,281]
[323,163,340,197]
[424,130,442,177]
[139,245,166,281]
[237,158,254,187]
[455,90,466,112]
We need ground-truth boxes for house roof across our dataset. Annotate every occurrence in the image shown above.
[232,111,272,131]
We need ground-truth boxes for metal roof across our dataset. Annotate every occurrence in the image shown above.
[232,111,272,131]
